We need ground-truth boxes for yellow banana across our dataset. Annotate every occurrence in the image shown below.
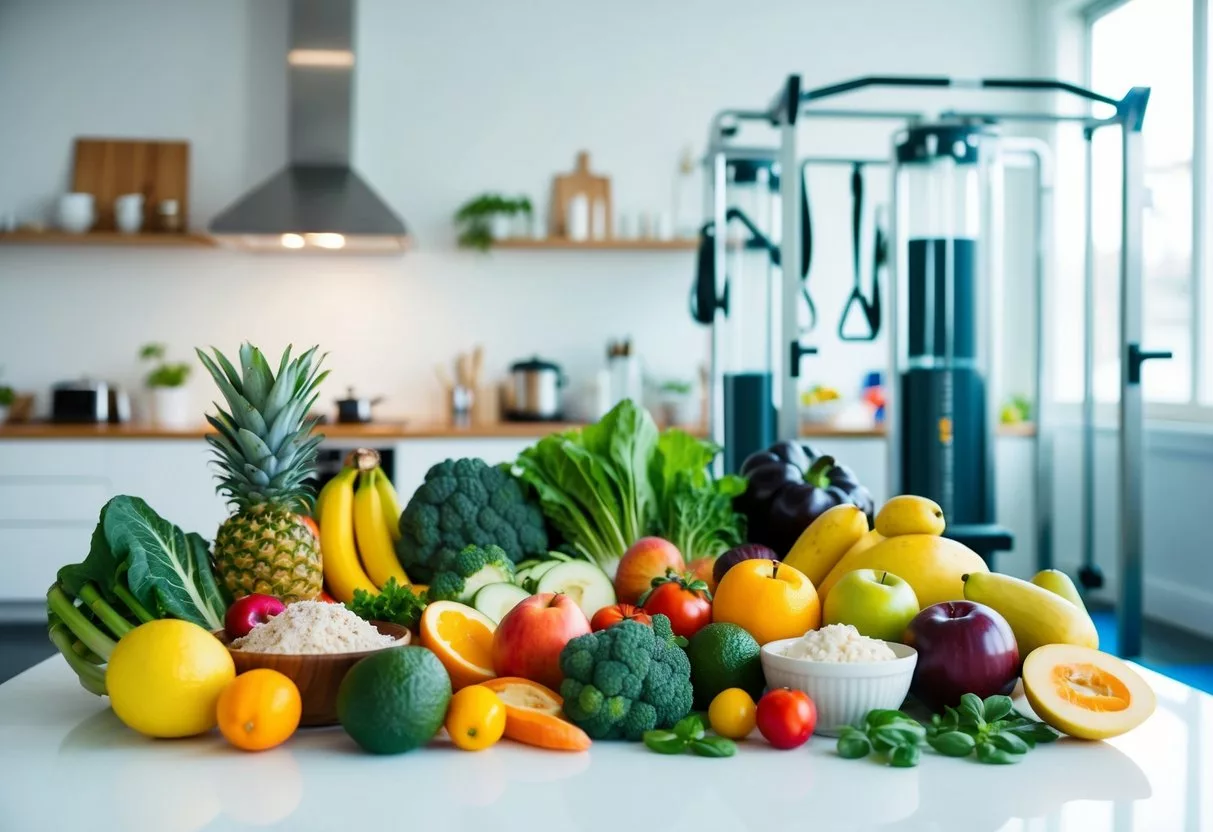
[319,467,378,603]
[783,504,870,587]
[962,571,1098,656]
[373,467,403,543]
[355,469,411,589]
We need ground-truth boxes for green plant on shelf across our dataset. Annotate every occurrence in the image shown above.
[139,343,191,388]
[0,385,13,407]
[454,193,533,251]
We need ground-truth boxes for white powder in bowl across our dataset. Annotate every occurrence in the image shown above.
[781,623,897,663]
[230,600,398,655]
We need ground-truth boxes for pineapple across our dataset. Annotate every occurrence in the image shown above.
[197,343,329,602]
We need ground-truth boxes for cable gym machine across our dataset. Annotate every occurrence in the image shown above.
[694,73,1166,657]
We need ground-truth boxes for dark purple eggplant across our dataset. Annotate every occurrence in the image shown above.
[712,543,779,586]
[735,442,874,556]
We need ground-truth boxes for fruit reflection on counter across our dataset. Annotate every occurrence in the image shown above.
[38,355,1161,767]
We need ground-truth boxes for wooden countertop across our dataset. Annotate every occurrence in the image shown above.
[0,421,1036,441]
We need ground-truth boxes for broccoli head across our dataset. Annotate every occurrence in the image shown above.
[427,544,516,603]
[396,458,549,582]
[558,614,693,740]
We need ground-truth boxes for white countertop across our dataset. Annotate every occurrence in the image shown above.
[1,658,1208,831]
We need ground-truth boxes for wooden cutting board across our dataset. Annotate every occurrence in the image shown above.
[72,138,190,231]
[549,151,612,239]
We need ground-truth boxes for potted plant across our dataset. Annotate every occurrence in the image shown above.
[140,343,192,428]
[0,384,14,425]
[454,193,533,251]
[655,378,694,427]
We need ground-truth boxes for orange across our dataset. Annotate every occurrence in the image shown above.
[1022,644,1156,740]
[419,600,497,690]
[482,676,591,751]
[216,669,302,752]
[712,558,820,645]
[445,685,507,751]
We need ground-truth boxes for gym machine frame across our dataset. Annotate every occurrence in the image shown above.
[702,74,1163,657]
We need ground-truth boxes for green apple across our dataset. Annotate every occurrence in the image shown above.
[823,569,920,643]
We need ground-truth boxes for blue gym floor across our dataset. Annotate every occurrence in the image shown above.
[1090,610,1213,695]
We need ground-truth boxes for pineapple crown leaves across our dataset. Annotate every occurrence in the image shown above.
[196,343,329,512]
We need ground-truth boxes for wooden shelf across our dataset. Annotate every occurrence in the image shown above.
[0,230,214,248]
[492,237,697,251]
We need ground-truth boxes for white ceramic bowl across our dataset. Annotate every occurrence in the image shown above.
[760,637,918,737]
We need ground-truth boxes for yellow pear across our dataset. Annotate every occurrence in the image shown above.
[1030,569,1087,612]
[875,495,946,537]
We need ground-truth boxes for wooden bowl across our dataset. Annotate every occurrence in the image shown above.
[216,621,410,726]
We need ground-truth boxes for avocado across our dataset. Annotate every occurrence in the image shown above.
[337,646,452,754]
[685,622,765,710]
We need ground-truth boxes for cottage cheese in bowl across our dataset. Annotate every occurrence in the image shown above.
[781,623,897,663]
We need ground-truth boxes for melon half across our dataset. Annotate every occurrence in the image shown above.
[1022,644,1156,740]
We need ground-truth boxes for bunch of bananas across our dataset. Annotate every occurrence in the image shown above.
[314,448,410,602]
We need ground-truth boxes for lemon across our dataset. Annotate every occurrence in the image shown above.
[107,619,235,738]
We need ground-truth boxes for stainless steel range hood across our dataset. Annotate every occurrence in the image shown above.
[210,0,408,252]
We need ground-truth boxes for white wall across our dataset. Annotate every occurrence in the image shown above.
[0,0,1037,423]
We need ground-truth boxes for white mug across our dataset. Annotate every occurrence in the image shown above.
[114,193,144,234]
[57,193,95,234]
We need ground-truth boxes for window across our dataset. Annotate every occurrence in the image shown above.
[1087,0,1195,405]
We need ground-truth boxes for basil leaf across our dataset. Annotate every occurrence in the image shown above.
[873,723,926,750]
[689,737,736,758]
[976,741,1023,764]
[958,694,987,729]
[674,714,705,742]
[1007,721,1060,745]
[644,730,687,754]
[988,731,1032,755]
[939,706,961,732]
[837,734,872,759]
[982,695,1014,723]
[889,744,921,767]
[927,730,977,757]
[865,709,913,728]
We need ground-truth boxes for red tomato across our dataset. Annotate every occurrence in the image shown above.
[317,590,338,604]
[590,603,653,632]
[640,571,713,639]
[756,688,817,749]
[299,515,320,540]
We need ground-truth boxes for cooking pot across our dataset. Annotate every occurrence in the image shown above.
[335,388,383,424]
[507,357,565,421]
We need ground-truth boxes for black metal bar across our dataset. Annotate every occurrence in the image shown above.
[980,78,1120,106]
[803,75,952,101]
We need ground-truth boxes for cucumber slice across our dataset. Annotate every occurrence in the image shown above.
[535,561,616,621]
[516,559,560,589]
[546,550,573,562]
[472,582,531,624]
[514,559,541,572]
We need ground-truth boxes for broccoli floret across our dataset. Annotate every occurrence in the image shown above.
[396,458,549,582]
[426,544,516,603]
[558,614,693,741]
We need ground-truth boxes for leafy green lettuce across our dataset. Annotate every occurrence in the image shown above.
[514,400,745,575]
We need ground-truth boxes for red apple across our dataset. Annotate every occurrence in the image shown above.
[903,600,1019,712]
[615,537,685,604]
[492,592,591,690]
[224,593,286,640]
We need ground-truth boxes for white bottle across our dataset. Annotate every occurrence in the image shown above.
[591,198,608,240]
[567,194,590,241]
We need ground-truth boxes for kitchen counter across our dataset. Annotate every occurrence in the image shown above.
[0,421,1036,440]
[0,657,1203,831]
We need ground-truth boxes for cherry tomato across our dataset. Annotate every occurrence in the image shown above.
[590,603,653,632]
[317,590,338,604]
[756,688,817,749]
[640,570,713,639]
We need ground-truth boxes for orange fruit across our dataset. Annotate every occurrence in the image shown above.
[1022,644,1156,740]
[712,558,820,645]
[419,600,497,690]
[445,685,507,751]
[482,676,591,751]
[216,669,302,752]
